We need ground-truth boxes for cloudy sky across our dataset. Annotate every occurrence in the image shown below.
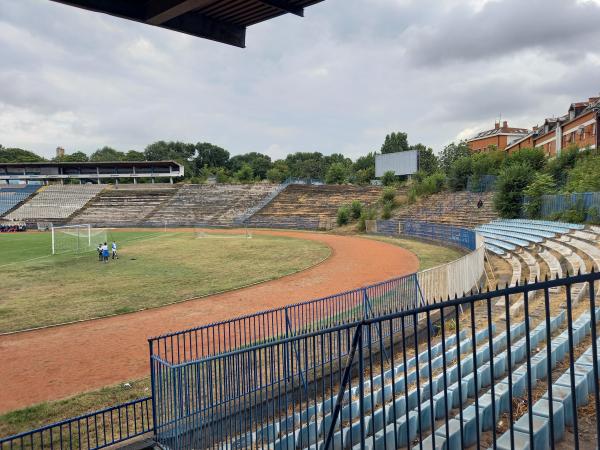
[1,0,599,160]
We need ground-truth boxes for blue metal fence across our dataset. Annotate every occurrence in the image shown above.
[523,191,600,221]
[401,220,477,250]
[150,271,600,450]
[0,397,153,450]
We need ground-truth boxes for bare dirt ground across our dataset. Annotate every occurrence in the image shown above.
[0,229,419,413]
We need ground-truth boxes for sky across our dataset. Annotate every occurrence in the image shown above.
[1,0,599,161]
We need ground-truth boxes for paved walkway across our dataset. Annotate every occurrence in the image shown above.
[0,230,418,413]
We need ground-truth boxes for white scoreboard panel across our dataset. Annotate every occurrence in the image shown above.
[375,150,418,177]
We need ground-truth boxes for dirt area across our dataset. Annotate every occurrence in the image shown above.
[0,229,419,413]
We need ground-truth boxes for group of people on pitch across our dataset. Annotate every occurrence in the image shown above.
[97,241,118,262]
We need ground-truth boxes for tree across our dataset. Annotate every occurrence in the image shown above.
[90,147,124,161]
[352,152,375,185]
[0,147,46,163]
[380,132,409,154]
[235,163,254,183]
[285,152,325,179]
[565,155,600,193]
[447,156,473,191]
[325,162,349,184]
[194,143,230,170]
[494,163,535,218]
[145,141,196,162]
[267,160,290,183]
[439,142,471,174]
[523,173,555,218]
[124,150,145,161]
[413,144,438,175]
[63,151,89,162]
[503,147,545,171]
[229,152,272,179]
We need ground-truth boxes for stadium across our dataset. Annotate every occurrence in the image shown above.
[2,2,600,450]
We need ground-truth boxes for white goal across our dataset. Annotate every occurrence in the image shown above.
[51,224,108,255]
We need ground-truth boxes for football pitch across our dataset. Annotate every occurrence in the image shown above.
[0,230,331,333]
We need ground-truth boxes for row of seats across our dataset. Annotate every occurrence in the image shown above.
[251,184,382,223]
[70,186,178,225]
[393,192,498,229]
[5,185,105,221]
[0,185,39,216]
[147,184,280,226]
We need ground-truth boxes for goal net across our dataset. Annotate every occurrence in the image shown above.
[51,224,108,255]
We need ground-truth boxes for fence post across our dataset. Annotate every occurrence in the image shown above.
[148,340,158,441]
[324,323,364,450]
[362,287,370,319]
[285,308,308,394]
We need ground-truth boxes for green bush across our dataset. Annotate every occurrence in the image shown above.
[325,162,349,184]
[215,168,230,183]
[448,156,473,191]
[494,163,534,218]
[587,207,600,225]
[416,172,446,196]
[407,186,417,204]
[544,145,579,187]
[504,147,545,171]
[381,187,396,204]
[358,207,377,232]
[337,205,351,226]
[565,155,600,193]
[381,201,393,219]
[236,164,254,183]
[350,200,363,219]
[381,170,396,187]
[522,173,555,219]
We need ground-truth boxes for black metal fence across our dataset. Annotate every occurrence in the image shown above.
[0,397,153,450]
[152,271,600,450]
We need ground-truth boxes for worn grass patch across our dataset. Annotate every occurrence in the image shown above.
[0,231,330,332]
[0,378,152,439]
[363,235,465,270]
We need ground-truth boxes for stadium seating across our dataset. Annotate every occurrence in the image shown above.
[5,184,104,222]
[70,185,179,226]
[245,184,382,228]
[0,184,39,217]
[147,183,281,226]
[393,192,498,228]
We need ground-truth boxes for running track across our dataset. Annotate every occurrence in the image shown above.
[0,230,419,413]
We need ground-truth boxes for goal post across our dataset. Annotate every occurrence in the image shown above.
[51,224,107,255]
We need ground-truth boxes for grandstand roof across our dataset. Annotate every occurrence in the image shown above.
[0,160,181,168]
[49,0,325,47]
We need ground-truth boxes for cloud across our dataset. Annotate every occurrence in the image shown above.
[0,0,598,159]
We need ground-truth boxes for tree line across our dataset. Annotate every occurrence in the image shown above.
[0,132,439,185]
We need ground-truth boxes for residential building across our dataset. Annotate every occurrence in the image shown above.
[467,121,530,153]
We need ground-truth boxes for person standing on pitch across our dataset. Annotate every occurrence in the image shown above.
[112,241,118,260]
[102,242,109,263]
[97,243,103,262]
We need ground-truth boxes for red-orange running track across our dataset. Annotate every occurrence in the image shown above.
[0,230,419,413]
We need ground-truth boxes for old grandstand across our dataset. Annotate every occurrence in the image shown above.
[2,167,600,450]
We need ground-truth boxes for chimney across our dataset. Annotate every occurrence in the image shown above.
[56,147,65,158]
[494,122,500,130]
[503,121,508,129]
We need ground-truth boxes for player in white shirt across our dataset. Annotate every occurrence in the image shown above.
[112,241,118,260]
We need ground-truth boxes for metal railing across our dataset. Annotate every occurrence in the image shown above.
[151,271,600,450]
[148,273,420,366]
[524,191,600,221]
[0,397,153,450]
[401,220,478,250]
